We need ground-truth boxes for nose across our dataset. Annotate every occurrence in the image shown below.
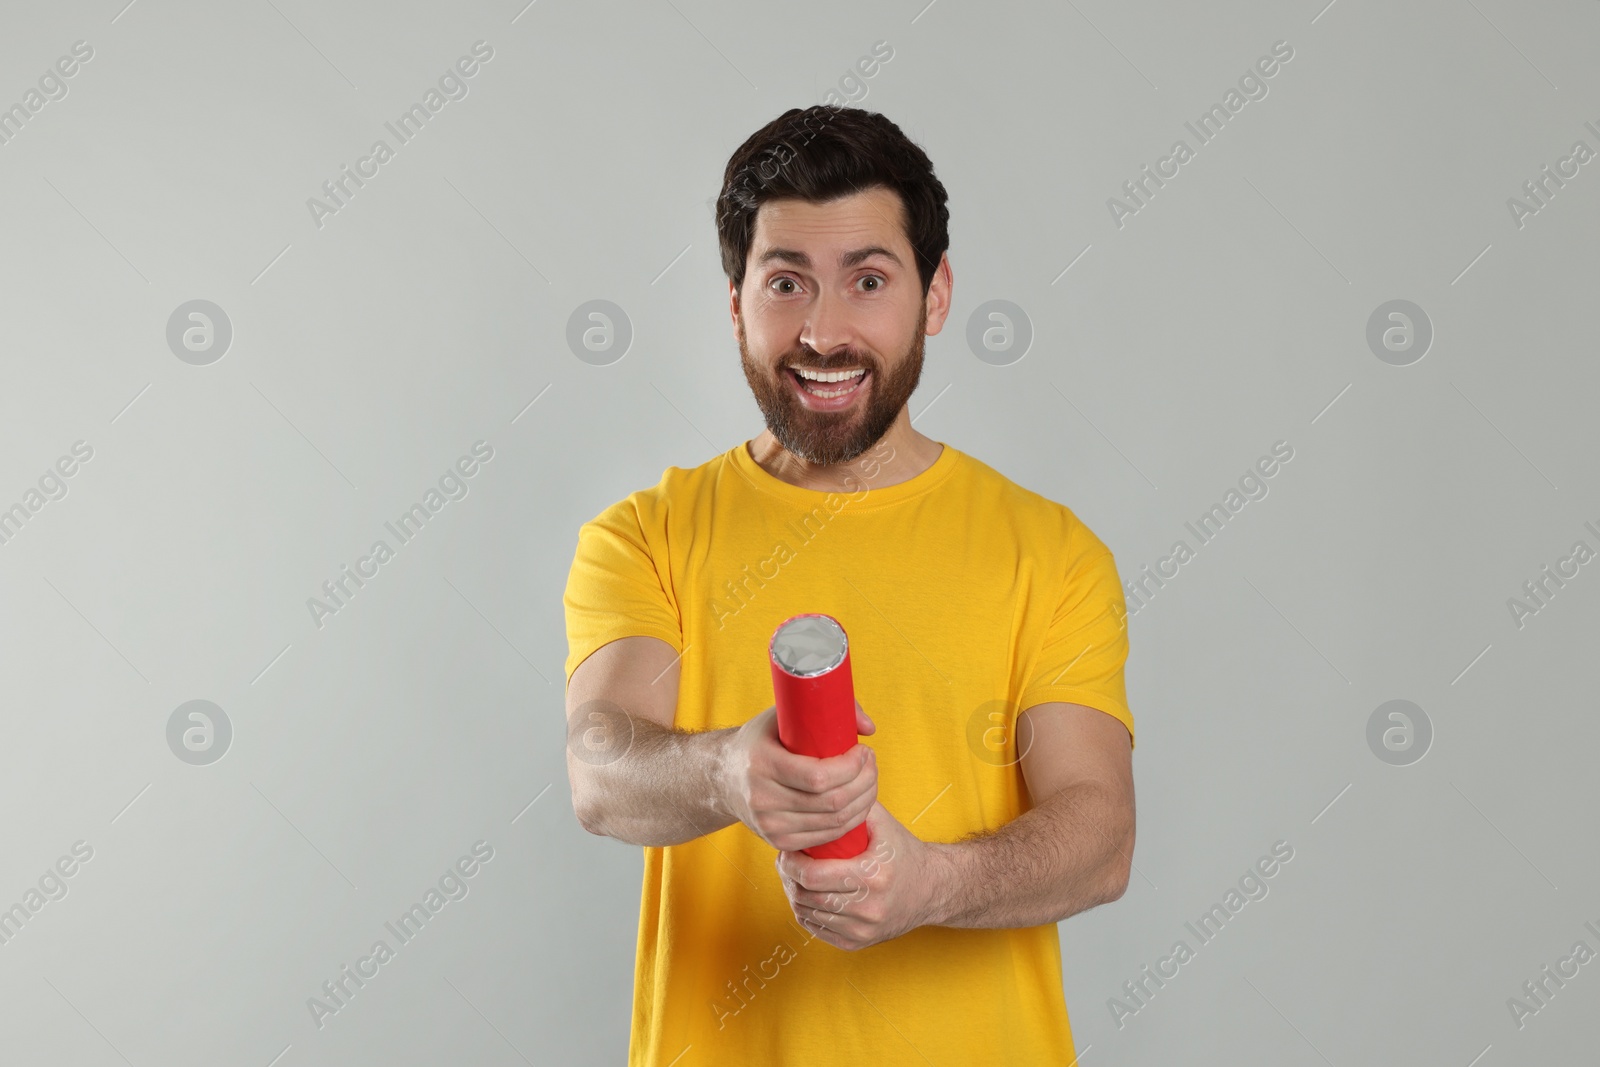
[799,287,855,360]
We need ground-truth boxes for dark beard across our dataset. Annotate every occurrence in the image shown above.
[738,303,927,466]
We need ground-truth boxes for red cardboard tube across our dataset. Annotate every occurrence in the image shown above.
[769,613,869,859]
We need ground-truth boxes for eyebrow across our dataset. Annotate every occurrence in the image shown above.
[755,245,903,271]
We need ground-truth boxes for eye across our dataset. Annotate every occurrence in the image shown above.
[857,275,884,291]
[771,276,800,294]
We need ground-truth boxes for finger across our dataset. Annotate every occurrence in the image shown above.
[855,701,876,735]
[803,925,853,952]
[794,912,846,949]
[789,894,867,942]
[791,877,868,906]
[773,809,873,852]
[806,751,877,813]
[771,818,864,854]
[799,905,866,946]
[781,839,875,886]
[788,847,876,891]
[762,755,877,819]
[818,772,878,830]
[765,742,874,795]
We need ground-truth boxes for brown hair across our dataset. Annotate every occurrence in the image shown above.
[716,106,950,299]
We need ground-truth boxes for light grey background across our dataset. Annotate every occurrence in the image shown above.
[2,0,1596,1064]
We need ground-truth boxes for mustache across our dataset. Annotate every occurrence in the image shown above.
[781,350,874,372]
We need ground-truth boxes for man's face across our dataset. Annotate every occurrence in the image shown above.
[733,186,936,466]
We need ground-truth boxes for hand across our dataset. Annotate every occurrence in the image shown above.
[775,801,947,951]
[718,701,877,853]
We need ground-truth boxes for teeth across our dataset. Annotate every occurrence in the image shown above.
[793,367,866,383]
[799,374,864,399]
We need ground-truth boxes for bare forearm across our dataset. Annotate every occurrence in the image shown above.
[926,782,1133,929]
[572,716,739,847]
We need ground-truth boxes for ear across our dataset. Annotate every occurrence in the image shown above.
[922,252,954,337]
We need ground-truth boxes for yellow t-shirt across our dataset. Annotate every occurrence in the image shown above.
[563,437,1134,1067]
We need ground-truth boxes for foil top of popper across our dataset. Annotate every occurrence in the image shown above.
[769,614,848,677]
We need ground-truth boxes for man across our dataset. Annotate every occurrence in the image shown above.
[563,105,1136,1066]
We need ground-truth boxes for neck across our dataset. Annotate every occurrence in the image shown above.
[746,410,943,492]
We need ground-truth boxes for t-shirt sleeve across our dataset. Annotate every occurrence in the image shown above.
[1016,544,1135,748]
[562,496,683,691]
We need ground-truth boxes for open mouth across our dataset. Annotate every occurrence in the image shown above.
[787,367,869,403]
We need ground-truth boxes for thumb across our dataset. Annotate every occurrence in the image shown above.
[855,700,876,735]
[862,799,892,838]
